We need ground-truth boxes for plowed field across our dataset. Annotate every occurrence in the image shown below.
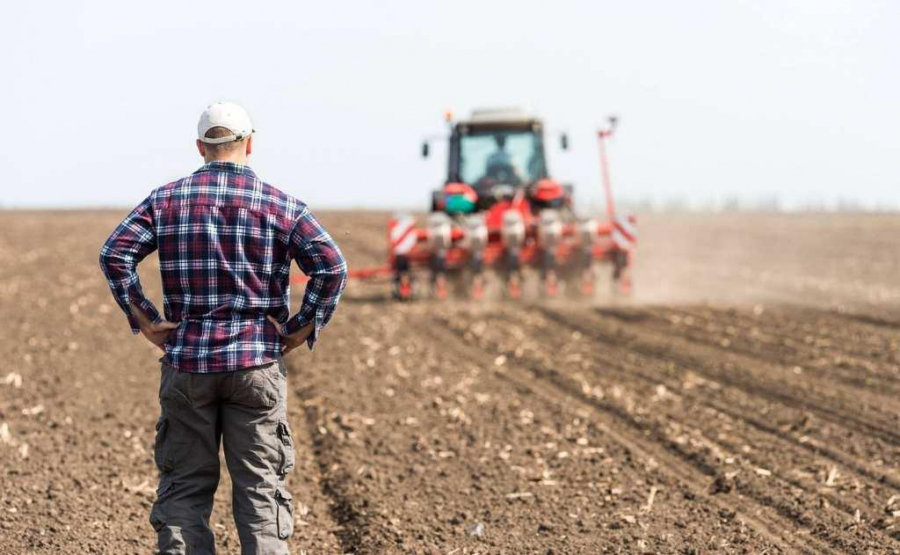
[1,210,898,554]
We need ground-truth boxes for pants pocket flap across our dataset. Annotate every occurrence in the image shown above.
[153,416,172,472]
[276,421,296,476]
[275,489,294,540]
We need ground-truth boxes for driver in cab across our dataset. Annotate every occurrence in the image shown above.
[484,134,522,184]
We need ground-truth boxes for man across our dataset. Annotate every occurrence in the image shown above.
[99,101,347,554]
[483,134,520,184]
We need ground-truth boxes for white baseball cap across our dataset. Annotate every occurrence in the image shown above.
[197,101,255,144]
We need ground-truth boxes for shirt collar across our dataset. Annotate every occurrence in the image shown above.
[195,161,256,178]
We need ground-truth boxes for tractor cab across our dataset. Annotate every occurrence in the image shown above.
[427,108,569,215]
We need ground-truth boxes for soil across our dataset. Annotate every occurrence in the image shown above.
[0,210,898,554]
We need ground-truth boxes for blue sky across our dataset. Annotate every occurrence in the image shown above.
[1,0,896,210]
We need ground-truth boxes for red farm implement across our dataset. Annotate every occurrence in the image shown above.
[296,109,636,300]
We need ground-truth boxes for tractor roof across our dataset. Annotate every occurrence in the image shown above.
[460,108,542,131]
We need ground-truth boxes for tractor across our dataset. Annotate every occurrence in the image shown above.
[386,108,636,300]
[306,108,636,300]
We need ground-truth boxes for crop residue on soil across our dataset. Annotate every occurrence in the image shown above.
[0,210,898,554]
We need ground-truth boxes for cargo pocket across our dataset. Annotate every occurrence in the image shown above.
[275,489,294,540]
[153,416,173,473]
[276,421,295,476]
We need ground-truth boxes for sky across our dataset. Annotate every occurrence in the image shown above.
[1,0,897,211]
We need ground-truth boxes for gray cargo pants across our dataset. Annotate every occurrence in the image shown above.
[150,360,295,555]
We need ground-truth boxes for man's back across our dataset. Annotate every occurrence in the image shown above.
[100,161,347,372]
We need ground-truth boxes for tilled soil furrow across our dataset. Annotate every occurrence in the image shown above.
[426,310,835,554]
[668,305,899,355]
[538,306,900,448]
[514,305,900,493]
[296,385,386,553]
[653,306,900,391]
[534,306,900,489]
[280,407,347,552]
[487,370,831,555]
[594,304,900,403]
[836,311,900,331]
[445,305,900,549]
[290,303,786,553]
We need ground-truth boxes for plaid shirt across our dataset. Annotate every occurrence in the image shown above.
[99,161,347,372]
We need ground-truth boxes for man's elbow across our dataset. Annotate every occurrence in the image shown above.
[336,261,349,289]
[320,262,348,297]
[99,239,118,263]
[99,244,128,278]
[98,247,112,275]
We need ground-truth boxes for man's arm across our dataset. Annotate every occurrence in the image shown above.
[98,195,165,334]
[276,207,348,352]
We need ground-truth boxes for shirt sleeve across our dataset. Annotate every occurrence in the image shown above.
[283,207,348,349]
[98,195,162,334]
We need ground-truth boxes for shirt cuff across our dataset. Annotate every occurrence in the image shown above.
[282,309,323,350]
[121,292,162,334]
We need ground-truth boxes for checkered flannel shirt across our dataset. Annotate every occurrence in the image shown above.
[99,161,347,372]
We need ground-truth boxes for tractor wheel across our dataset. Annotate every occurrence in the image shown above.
[392,255,413,301]
[393,273,413,301]
[506,273,523,300]
[611,251,633,297]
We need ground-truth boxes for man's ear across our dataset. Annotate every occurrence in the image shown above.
[196,139,206,158]
[245,136,253,157]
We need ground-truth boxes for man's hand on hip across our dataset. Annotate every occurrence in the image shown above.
[267,316,313,355]
[130,303,180,352]
[141,321,180,351]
